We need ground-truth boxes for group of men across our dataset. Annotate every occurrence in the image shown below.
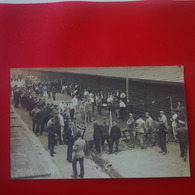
[11,74,189,180]
[119,108,188,161]
[92,117,122,155]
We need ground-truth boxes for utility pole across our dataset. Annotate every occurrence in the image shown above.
[126,67,129,113]
[170,96,173,116]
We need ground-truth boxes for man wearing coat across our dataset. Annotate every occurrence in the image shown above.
[47,116,57,157]
[93,120,102,155]
[100,117,110,151]
[72,131,86,178]
[176,120,188,161]
[109,121,121,154]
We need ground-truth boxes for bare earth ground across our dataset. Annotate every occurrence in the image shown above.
[12,92,190,178]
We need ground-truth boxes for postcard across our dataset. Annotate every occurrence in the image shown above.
[10,66,190,179]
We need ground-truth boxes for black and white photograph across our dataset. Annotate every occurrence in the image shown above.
[10,66,190,179]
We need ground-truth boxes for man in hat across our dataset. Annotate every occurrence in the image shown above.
[158,111,168,127]
[47,116,57,157]
[135,114,146,149]
[109,121,121,154]
[122,113,135,144]
[93,120,102,155]
[59,100,65,113]
[100,117,110,151]
[31,105,41,133]
[157,117,168,155]
[158,110,169,142]
[145,112,155,147]
[66,121,76,163]
[72,131,86,178]
[176,120,188,161]
[119,99,126,121]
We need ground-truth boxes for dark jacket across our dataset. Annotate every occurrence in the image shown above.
[176,127,188,143]
[47,123,56,135]
[100,123,110,138]
[110,125,121,139]
[93,123,101,138]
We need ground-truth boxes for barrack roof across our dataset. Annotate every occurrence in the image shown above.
[28,66,184,84]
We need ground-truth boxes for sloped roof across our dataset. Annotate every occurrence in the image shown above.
[28,66,184,84]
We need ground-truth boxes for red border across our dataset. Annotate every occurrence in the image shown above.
[0,1,195,194]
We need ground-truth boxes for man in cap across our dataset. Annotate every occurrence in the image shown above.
[158,111,168,127]
[100,117,110,151]
[72,131,86,178]
[122,113,135,145]
[157,115,168,155]
[47,116,57,157]
[66,121,76,163]
[109,121,121,154]
[135,114,146,149]
[31,105,41,133]
[158,110,169,142]
[93,120,102,155]
[176,120,188,161]
[145,112,155,147]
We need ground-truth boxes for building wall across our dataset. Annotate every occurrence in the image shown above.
[13,69,186,122]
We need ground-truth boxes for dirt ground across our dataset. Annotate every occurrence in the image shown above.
[12,92,191,178]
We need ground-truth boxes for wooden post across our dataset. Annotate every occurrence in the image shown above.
[170,96,173,116]
[144,83,148,112]
[110,111,112,128]
[126,67,129,113]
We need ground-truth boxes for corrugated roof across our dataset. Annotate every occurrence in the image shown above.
[28,66,184,83]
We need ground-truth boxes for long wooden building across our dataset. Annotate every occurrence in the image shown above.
[11,66,186,122]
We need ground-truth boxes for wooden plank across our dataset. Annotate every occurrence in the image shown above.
[11,123,52,179]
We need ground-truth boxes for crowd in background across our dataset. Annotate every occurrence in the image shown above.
[11,73,188,163]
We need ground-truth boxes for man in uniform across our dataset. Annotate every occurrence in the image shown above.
[135,114,146,149]
[145,112,155,147]
[100,117,110,151]
[122,113,135,145]
[176,120,188,161]
[109,121,121,154]
[66,122,76,163]
[47,116,57,157]
[72,131,86,178]
[31,105,40,133]
[93,120,102,155]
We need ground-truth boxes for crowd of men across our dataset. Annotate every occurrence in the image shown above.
[11,73,189,177]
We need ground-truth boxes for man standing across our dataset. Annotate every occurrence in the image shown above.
[47,116,57,157]
[100,117,110,151]
[122,113,135,144]
[72,131,86,178]
[31,105,40,133]
[176,120,188,161]
[109,121,121,154]
[58,111,65,144]
[119,99,126,121]
[135,114,146,149]
[157,114,168,155]
[170,111,178,141]
[145,112,155,147]
[84,99,92,123]
[93,120,102,155]
[66,122,76,163]
[72,95,78,113]
[158,110,169,142]
[69,101,75,122]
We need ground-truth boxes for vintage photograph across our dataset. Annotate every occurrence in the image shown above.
[10,66,190,179]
